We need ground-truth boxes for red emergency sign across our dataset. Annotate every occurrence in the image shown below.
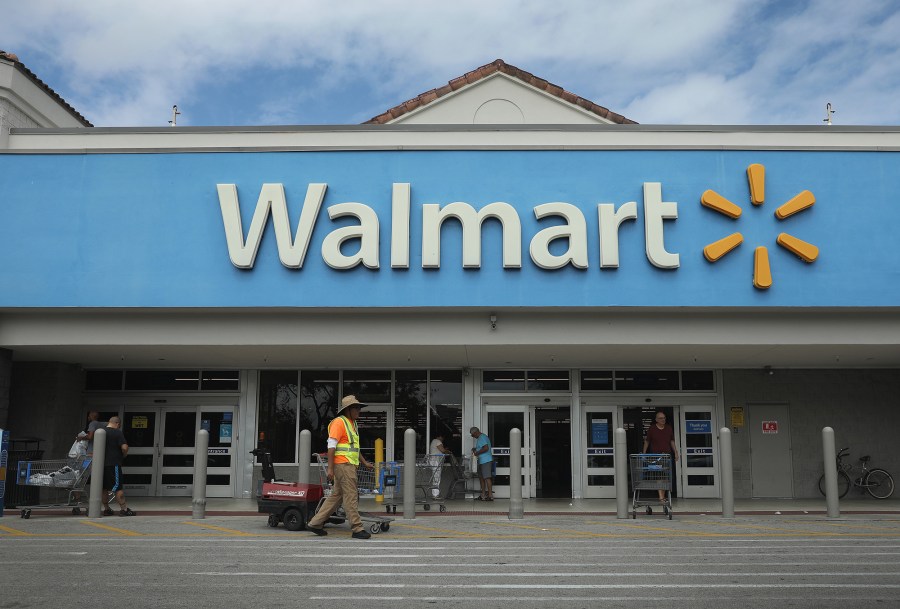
[762,420,778,434]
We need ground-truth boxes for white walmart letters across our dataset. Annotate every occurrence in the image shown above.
[216,182,679,271]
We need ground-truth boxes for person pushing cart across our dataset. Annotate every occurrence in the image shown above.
[305,395,375,539]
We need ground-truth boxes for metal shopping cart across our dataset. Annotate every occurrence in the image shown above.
[380,455,454,513]
[15,456,94,518]
[313,453,392,534]
[629,453,673,520]
[445,454,475,500]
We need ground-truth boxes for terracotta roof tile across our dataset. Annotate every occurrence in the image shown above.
[0,50,93,127]
[365,59,636,125]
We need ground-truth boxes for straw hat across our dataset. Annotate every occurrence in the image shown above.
[337,395,367,415]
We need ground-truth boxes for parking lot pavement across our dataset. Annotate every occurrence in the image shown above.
[3,514,900,608]
[3,511,900,538]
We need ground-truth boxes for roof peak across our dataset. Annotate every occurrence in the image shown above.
[366,59,636,125]
[1,50,93,127]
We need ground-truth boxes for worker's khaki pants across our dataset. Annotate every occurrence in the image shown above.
[307,462,362,532]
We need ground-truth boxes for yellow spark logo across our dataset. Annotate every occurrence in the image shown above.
[700,164,819,289]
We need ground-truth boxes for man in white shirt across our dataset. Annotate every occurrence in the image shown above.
[428,434,452,498]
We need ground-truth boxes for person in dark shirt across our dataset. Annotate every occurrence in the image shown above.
[642,411,679,504]
[102,416,136,516]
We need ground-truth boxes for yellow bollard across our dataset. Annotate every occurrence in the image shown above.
[375,437,384,503]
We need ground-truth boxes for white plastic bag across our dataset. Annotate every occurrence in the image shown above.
[68,439,88,458]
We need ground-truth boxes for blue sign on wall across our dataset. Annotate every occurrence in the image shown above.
[685,420,713,434]
[591,419,610,445]
[1,149,898,308]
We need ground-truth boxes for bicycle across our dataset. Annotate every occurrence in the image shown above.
[818,447,895,499]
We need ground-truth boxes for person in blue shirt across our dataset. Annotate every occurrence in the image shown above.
[470,426,494,501]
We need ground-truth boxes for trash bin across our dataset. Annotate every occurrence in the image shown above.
[3,438,44,508]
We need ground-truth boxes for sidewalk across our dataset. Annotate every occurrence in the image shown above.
[6,496,900,517]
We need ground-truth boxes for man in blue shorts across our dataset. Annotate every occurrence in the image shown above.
[102,416,136,516]
[470,427,494,501]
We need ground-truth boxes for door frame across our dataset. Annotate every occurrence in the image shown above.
[581,403,619,498]
[157,407,199,497]
[576,395,720,499]
[84,396,240,498]
[677,403,720,499]
[747,402,793,498]
[356,402,393,462]
[483,404,534,499]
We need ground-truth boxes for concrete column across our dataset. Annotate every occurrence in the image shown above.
[509,428,523,519]
[720,427,734,518]
[822,427,840,518]
[192,429,209,519]
[0,348,11,429]
[88,428,106,518]
[615,428,628,519]
[298,430,311,485]
[403,428,416,519]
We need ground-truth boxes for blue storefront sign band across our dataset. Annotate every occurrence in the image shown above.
[2,150,900,308]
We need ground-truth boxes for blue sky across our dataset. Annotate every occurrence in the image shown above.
[2,0,898,127]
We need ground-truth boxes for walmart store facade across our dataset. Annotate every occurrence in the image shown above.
[2,58,900,502]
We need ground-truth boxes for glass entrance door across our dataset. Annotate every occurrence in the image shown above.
[679,405,719,498]
[485,406,533,499]
[356,404,392,464]
[199,407,236,498]
[583,405,618,498]
[122,410,159,496]
[159,409,196,496]
[123,406,236,498]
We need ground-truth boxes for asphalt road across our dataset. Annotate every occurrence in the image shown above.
[2,513,899,608]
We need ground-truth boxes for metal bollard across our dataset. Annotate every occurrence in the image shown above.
[374,437,384,504]
[88,428,106,518]
[192,429,209,519]
[615,428,628,519]
[509,428,523,519]
[720,427,734,518]
[403,428,416,519]
[298,430,311,485]
[822,427,840,518]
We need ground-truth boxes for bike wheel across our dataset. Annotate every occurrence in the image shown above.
[818,471,851,498]
[864,469,895,499]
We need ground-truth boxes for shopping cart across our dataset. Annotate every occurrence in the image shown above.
[445,454,475,500]
[380,455,457,513]
[313,453,392,534]
[629,453,673,520]
[15,456,93,518]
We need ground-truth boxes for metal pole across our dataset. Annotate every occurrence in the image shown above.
[615,427,628,519]
[403,428,416,519]
[720,427,734,518]
[88,428,106,518]
[374,437,385,504]
[509,428,523,519]
[192,429,209,519]
[822,426,840,518]
[298,430,311,485]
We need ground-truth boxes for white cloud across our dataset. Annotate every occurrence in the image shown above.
[1,0,898,126]
[622,73,755,124]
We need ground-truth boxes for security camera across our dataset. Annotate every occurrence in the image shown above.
[490,314,497,330]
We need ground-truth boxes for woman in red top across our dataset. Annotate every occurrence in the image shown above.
[642,411,680,503]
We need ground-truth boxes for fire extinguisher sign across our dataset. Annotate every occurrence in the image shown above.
[762,421,779,434]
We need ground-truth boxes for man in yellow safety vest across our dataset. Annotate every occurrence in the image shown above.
[307,395,374,539]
